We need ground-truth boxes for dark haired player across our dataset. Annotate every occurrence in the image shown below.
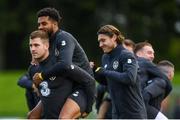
[28,7,95,119]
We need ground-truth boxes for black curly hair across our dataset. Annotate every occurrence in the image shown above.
[37,7,62,24]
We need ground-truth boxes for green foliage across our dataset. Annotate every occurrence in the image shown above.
[0,1,180,70]
[172,71,180,86]
[169,38,180,59]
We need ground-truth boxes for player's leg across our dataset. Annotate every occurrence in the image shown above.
[59,98,81,119]
[59,89,87,119]
[27,100,43,119]
[97,100,110,119]
[52,64,95,113]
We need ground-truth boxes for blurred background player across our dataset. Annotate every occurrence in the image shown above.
[157,60,174,117]
[134,41,172,119]
[123,39,135,53]
[95,84,112,119]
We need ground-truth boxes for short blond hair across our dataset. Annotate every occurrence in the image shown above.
[30,30,49,42]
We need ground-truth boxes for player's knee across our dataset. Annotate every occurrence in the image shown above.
[27,111,31,119]
[59,111,81,119]
[27,111,36,119]
[27,110,41,119]
[59,98,82,119]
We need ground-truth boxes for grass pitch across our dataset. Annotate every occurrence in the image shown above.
[0,71,28,117]
[0,70,180,118]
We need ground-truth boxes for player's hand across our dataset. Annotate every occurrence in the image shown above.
[89,61,95,68]
[89,61,98,72]
[32,83,40,96]
[81,112,88,118]
[33,73,43,86]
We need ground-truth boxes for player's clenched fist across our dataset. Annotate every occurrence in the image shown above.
[33,73,43,86]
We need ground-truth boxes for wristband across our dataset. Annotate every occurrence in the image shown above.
[38,73,43,80]
[95,67,101,72]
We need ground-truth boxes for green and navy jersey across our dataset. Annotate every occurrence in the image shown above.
[96,45,147,119]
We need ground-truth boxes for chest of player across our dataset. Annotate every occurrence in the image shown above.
[102,55,124,72]
[48,43,59,61]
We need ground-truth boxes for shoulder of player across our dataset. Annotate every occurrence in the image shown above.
[120,49,136,60]
[57,30,75,40]
[55,30,78,48]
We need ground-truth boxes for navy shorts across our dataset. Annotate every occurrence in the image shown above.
[69,89,87,113]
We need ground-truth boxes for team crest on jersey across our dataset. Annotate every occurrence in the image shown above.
[55,48,59,57]
[113,61,119,70]
[61,40,66,46]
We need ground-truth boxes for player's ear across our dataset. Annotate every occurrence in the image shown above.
[44,42,49,49]
[136,51,142,57]
[112,34,117,43]
[52,20,58,27]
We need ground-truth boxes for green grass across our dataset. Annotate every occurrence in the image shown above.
[0,70,180,118]
[0,71,28,117]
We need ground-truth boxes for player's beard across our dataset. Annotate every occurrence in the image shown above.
[47,28,54,37]
[40,27,54,38]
